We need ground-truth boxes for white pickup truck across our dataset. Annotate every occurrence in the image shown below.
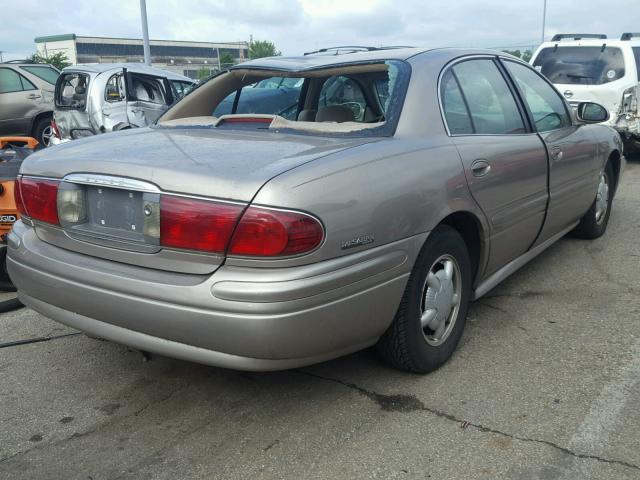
[530,33,640,154]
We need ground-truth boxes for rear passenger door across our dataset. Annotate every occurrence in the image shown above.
[501,59,599,246]
[125,72,174,127]
[441,57,549,275]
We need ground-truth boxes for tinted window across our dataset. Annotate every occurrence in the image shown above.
[440,70,473,134]
[453,59,525,135]
[505,61,571,131]
[533,47,625,85]
[171,81,194,99]
[319,76,367,121]
[0,68,33,93]
[634,47,640,81]
[105,73,125,102]
[213,76,303,120]
[20,66,59,85]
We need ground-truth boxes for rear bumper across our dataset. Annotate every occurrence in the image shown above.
[7,221,421,370]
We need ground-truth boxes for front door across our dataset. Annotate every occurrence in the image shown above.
[501,59,600,245]
[441,58,549,275]
[100,70,130,131]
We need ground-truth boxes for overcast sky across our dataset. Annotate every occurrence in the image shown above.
[1,0,637,60]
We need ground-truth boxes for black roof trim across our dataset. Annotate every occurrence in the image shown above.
[551,33,607,41]
[621,32,640,41]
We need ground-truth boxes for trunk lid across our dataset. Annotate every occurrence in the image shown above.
[23,126,377,201]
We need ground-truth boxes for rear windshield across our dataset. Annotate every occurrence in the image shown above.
[56,72,90,110]
[533,46,625,85]
[197,60,409,136]
[20,65,59,85]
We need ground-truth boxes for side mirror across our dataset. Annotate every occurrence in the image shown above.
[576,102,609,124]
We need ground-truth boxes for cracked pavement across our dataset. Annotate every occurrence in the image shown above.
[1,161,639,480]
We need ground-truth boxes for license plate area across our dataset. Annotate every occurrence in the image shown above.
[60,183,161,252]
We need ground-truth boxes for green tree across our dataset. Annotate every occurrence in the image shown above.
[249,40,280,59]
[30,51,71,70]
[521,50,533,62]
[197,67,211,81]
[218,51,236,68]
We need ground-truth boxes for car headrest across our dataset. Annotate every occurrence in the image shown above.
[75,86,86,95]
[297,109,317,122]
[315,106,355,123]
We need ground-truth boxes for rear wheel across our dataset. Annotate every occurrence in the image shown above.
[377,226,472,373]
[32,116,53,148]
[573,162,614,239]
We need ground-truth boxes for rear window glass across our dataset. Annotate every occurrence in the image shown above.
[56,72,89,109]
[533,46,625,85]
[211,60,407,129]
[634,47,640,81]
[20,66,59,85]
[213,76,304,120]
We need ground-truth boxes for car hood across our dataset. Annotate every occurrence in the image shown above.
[21,126,380,201]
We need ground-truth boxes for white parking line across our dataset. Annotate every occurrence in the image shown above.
[559,339,640,477]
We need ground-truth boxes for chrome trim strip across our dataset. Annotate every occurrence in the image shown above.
[473,222,578,300]
[62,173,161,193]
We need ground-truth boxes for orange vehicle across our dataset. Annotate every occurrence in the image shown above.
[0,136,38,296]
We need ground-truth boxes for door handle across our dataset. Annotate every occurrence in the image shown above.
[102,111,111,117]
[27,93,42,99]
[550,146,563,161]
[471,159,491,177]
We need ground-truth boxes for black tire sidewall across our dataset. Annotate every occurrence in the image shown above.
[32,116,52,147]
[402,227,472,371]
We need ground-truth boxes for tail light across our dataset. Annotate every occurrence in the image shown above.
[15,176,60,225]
[51,119,61,139]
[160,196,244,253]
[229,207,324,256]
[16,176,324,257]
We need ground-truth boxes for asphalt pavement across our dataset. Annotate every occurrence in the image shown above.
[1,161,639,480]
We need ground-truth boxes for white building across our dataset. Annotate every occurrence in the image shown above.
[35,34,249,78]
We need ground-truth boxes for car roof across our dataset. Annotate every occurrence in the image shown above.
[61,63,194,82]
[231,47,509,72]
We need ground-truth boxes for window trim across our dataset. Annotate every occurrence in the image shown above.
[104,72,126,103]
[437,55,531,137]
[498,56,574,132]
[0,67,36,94]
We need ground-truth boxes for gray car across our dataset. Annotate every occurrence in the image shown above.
[51,63,195,144]
[7,48,624,373]
[0,61,60,146]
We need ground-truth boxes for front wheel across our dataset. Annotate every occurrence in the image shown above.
[32,116,53,148]
[573,162,614,240]
[377,226,472,373]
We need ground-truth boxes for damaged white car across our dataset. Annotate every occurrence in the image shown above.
[51,64,195,144]
[531,33,640,154]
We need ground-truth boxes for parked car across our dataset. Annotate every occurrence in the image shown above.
[8,47,624,373]
[51,63,195,144]
[0,61,60,147]
[530,33,640,153]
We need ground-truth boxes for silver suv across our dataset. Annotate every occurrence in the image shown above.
[0,61,60,146]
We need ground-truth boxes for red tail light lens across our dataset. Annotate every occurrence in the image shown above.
[160,196,244,253]
[15,177,27,217]
[17,177,60,225]
[51,119,61,139]
[229,207,324,256]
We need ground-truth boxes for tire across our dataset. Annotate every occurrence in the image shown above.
[573,162,614,240]
[377,225,472,373]
[32,116,53,148]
